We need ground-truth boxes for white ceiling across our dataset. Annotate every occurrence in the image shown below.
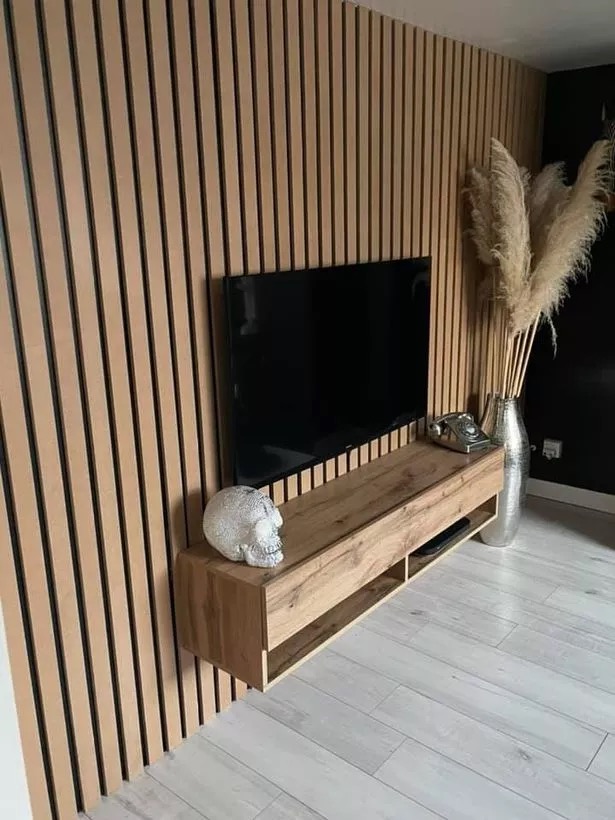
[356,0,615,72]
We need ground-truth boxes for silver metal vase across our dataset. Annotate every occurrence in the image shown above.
[480,395,530,547]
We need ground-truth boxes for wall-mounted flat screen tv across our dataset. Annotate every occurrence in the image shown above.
[224,257,431,487]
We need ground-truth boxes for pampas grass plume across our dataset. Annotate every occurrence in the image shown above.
[489,139,531,327]
[527,139,610,325]
[466,138,609,399]
[466,166,495,266]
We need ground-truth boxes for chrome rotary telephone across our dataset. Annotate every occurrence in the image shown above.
[428,412,491,454]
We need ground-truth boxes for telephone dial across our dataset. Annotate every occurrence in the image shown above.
[428,412,491,454]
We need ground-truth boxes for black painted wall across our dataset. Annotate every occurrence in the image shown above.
[524,64,615,495]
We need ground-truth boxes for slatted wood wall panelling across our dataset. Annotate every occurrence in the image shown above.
[0,0,545,814]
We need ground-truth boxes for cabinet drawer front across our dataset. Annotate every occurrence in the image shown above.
[265,456,502,649]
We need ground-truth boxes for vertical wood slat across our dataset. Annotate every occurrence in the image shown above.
[212,0,244,275]
[330,0,344,265]
[316,0,332,267]
[483,51,498,404]
[191,0,228,499]
[285,0,306,270]
[444,40,463,415]
[495,54,507,396]
[485,52,503,409]
[420,31,434,256]
[191,0,235,711]
[466,46,482,403]
[0,0,546,814]
[505,59,518,152]
[401,23,414,258]
[267,0,292,271]
[356,6,370,263]
[301,0,319,269]
[170,0,219,722]
[499,57,511,145]
[391,19,404,259]
[427,34,443,417]
[472,48,489,408]
[455,43,472,411]
[323,0,355,488]
[379,15,392,261]
[369,11,381,261]
[231,0,261,274]
[493,55,504,143]
[434,36,454,418]
[411,27,424,258]
[250,0,275,272]
[343,2,357,264]
[147,0,204,738]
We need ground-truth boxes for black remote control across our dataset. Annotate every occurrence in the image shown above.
[414,516,471,557]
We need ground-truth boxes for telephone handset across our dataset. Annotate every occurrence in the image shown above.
[428,412,491,454]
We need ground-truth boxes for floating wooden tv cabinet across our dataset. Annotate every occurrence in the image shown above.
[175,440,504,691]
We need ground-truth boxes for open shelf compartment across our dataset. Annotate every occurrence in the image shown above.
[266,558,406,685]
[264,497,497,687]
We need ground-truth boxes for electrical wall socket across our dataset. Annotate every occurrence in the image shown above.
[542,438,563,460]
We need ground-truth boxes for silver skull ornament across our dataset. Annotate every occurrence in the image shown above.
[202,486,284,568]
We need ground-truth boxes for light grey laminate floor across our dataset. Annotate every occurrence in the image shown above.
[86,497,615,820]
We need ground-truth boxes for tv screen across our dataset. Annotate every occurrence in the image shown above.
[224,257,431,487]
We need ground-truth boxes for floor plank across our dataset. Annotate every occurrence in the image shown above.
[247,677,404,774]
[256,793,324,820]
[589,734,615,783]
[360,600,426,645]
[408,622,615,732]
[148,733,279,820]
[512,525,615,578]
[461,539,615,598]
[86,774,205,820]
[389,585,517,645]
[374,684,615,820]
[545,586,615,629]
[414,566,615,644]
[200,701,440,819]
[441,551,559,602]
[506,615,615,662]
[519,540,615,582]
[293,649,398,714]
[500,625,615,694]
[377,736,561,820]
[521,497,614,548]
[332,625,603,768]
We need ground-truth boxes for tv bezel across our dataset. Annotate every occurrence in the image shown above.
[224,256,431,488]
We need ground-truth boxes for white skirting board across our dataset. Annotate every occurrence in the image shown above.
[527,478,615,515]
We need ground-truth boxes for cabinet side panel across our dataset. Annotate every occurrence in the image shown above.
[175,555,265,689]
